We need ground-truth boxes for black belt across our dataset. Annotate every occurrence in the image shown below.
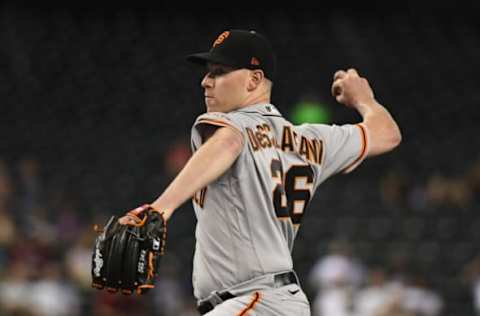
[197,291,236,315]
[197,271,299,315]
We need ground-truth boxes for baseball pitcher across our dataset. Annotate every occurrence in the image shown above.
[119,29,401,315]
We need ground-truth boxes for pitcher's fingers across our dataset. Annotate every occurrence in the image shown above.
[333,70,347,81]
[118,216,130,225]
[128,204,150,216]
[347,68,359,76]
[119,215,139,225]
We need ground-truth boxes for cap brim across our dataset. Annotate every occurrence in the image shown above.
[186,52,239,68]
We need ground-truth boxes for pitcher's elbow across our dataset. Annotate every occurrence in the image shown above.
[390,133,401,149]
[386,126,402,152]
[393,126,402,148]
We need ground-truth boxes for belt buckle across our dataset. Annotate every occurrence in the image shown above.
[274,271,298,288]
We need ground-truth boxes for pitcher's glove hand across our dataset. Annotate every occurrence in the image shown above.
[91,204,167,295]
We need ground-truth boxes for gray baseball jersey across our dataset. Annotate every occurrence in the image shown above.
[190,103,368,300]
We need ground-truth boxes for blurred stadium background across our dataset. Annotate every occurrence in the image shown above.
[0,4,479,316]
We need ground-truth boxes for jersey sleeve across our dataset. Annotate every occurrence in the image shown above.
[300,123,369,183]
[191,112,245,151]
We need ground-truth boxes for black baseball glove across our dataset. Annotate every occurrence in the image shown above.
[91,205,167,295]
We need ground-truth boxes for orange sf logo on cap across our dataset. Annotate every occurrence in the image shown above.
[213,31,230,47]
[250,57,260,66]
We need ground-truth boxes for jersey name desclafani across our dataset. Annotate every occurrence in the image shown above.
[246,124,323,165]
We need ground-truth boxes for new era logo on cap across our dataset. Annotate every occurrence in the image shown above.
[186,29,276,80]
[250,57,260,66]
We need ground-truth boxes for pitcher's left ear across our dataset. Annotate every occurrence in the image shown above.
[247,69,265,91]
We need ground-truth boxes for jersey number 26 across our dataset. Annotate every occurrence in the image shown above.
[270,159,314,224]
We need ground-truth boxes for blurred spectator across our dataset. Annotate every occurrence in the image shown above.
[55,202,83,245]
[152,254,189,315]
[309,239,366,316]
[386,249,411,286]
[0,203,16,251]
[406,183,428,212]
[313,284,354,316]
[8,235,53,271]
[28,262,81,316]
[22,205,57,245]
[65,228,96,289]
[0,204,16,270]
[353,266,403,316]
[401,272,443,316]
[367,293,414,316]
[425,174,450,207]
[310,239,365,290]
[424,173,473,209]
[446,177,472,208]
[0,261,34,314]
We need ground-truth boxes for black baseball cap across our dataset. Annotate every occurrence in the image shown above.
[186,29,276,81]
